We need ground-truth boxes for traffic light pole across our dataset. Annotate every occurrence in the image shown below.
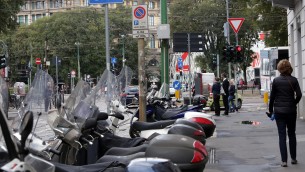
[234,33,238,107]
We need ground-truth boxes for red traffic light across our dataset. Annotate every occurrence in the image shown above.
[236,45,242,52]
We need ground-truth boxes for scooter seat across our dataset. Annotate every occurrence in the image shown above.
[96,152,145,164]
[132,120,176,131]
[105,144,148,156]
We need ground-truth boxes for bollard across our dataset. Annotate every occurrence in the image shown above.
[175,90,180,100]
[263,91,268,104]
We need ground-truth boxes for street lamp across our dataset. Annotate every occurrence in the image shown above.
[75,42,81,80]
[120,34,126,67]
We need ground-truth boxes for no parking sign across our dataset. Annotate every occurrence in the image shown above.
[132,5,148,30]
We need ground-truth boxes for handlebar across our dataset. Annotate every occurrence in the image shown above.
[80,137,93,145]
[47,148,61,155]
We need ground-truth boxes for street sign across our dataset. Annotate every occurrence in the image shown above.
[88,0,123,4]
[228,18,245,34]
[35,58,41,65]
[173,81,181,90]
[132,5,148,30]
[111,57,117,64]
[173,33,204,52]
[178,60,183,69]
[132,30,149,38]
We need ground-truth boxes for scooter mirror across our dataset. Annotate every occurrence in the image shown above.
[109,112,124,120]
[96,112,108,121]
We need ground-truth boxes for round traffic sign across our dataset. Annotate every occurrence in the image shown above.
[71,70,76,75]
[35,58,41,65]
[134,6,146,19]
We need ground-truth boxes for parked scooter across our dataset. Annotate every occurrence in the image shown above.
[129,85,216,139]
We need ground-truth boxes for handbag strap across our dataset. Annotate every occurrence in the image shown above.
[285,76,295,92]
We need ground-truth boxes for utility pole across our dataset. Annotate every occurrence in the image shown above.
[226,0,232,79]
[160,0,169,86]
[75,42,81,80]
[137,0,146,122]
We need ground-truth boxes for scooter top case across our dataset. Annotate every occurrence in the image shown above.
[145,134,208,172]
[96,134,208,172]
[184,112,216,138]
[127,157,181,172]
[167,124,206,145]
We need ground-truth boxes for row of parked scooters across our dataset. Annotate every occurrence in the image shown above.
[0,66,216,172]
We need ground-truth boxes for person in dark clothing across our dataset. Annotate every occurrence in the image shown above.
[221,73,229,115]
[269,59,302,167]
[228,79,238,113]
[212,77,221,116]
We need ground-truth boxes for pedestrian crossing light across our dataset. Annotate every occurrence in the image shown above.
[0,55,7,69]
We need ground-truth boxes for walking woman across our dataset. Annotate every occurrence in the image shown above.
[269,59,302,167]
[228,79,237,113]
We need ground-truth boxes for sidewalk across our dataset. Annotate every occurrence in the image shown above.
[204,99,305,172]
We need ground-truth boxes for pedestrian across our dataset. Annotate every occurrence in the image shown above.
[268,59,302,167]
[212,77,221,116]
[228,79,238,113]
[221,73,229,115]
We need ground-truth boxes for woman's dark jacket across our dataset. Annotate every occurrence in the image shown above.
[269,75,302,116]
[229,85,235,97]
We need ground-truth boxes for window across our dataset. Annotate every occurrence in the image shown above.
[36,14,42,19]
[25,15,29,25]
[149,15,154,26]
[133,1,138,5]
[50,0,54,8]
[32,15,36,22]
[18,16,24,24]
[150,35,155,48]
[31,2,36,10]
[148,1,155,9]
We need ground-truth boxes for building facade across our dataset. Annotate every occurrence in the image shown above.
[268,0,305,119]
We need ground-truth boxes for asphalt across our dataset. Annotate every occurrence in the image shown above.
[204,93,305,172]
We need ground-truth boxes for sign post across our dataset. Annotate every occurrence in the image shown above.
[228,17,245,108]
[132,3,148,122]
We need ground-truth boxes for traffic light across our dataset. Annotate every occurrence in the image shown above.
[0,55,7,69]
[222,46,227,61]
[235,45,243,62]
[228,45,235,62]
[212,55,217,69]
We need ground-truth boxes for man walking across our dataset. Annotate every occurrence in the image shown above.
[221,73,229,115]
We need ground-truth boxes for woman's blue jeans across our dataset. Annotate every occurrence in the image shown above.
[228,95,236,111]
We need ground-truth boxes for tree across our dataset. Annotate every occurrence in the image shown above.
[0,0,24,33]
[2,6,138,84]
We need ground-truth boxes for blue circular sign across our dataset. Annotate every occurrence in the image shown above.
[173,81,181,90]
[134,6,146,19]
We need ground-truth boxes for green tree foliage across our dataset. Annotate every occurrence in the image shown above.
[250,0,288,46]
[2,6,138,84]
[0,0,24,33]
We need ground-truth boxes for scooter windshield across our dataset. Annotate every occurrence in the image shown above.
[0,76,9,119]
[116,66,134,106]
[72,69,116,128]
[11,70,55,141]
[62,80,91,122]
[155,83,170,99]
[0,76,9,148]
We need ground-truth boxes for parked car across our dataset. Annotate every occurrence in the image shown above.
[169,86,176,97]
[206,93,243,111]
[121,85,139,107]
